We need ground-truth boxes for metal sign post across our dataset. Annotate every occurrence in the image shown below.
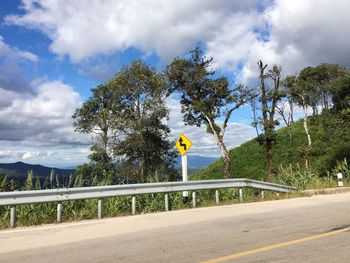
[182,154,188,199]
[176,133,192,202]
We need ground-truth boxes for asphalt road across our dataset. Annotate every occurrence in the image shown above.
[1,192,350,263]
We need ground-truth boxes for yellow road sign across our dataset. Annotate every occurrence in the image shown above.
[176,133,192,156]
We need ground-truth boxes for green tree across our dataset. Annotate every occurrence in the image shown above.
[110,61,177,182]
[73,60,177,184]
[331,71,350,117]
[257,61,283,177]
[284,74,313,168]
[166,48,256,178]
[73,84,120,165]
[313,64,345,111]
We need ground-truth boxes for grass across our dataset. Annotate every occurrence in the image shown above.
[1,112,349,229]
[0,177,345,229]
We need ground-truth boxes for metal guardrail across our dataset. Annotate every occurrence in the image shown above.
[0,179,296,227]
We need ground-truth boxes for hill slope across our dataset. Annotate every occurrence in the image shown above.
[193,112,350,180]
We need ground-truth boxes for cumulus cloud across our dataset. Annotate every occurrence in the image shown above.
[5,0,262,62]
[0,60,34,96]
[7,0,350,83]
[0,35,38,62]
[0,80,88,146]
[4,0,350,163]
[210,0,350,83]
[0,37,91,165]
[0,37,37,96]
[0,149,24,160]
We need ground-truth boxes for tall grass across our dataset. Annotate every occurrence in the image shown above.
[1,157,349,229]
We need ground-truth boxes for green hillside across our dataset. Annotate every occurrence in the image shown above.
[193,112,350,181]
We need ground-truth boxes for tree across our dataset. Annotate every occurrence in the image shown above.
[250,96,260,138]
[284,74,312,169]
[330,70,350,117]
[73,84,119,166]
[257,61,283,177]
[167,48,256,178]
[313,64,345,111]
[110,61,177,183]
[73,81,123,184]
[73,60,177,184]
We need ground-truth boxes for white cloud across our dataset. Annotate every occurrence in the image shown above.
[4,0,350,164]
[210,0,350,83]
[5,0,262,62]
[0,38,36,95]
[0,144,89,167]
[7,0,350,83]
[0,35,37,61]
[0,80,88,146]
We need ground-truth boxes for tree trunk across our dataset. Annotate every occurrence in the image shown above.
[301,96,312,169]
[289,126,294,147]
[266,144,273,179]
[218,140,232,179]
[323,93,329,110]
[257,60,273,176]
[251,99,259,138]
[205,115,232,179]
[289,99,294,123]
[140,155,146,183]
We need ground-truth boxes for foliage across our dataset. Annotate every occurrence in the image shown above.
[73,60,177,183]
[256,61,283,176]
[274,164,321,190]
[73,84,118,164]
[331,73,350,117]
[109,61,177,182]
[166,47,255,178]
[329,158,350,179]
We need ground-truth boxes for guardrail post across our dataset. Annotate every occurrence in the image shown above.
[57,202,62,223]
[261,191,265,200]
[98,199,103,219]
[164,193,169,212]
[239,189,243,203]
[192,192,196,208]
[215,190,219,205]
[132,196,136,215]
[10,205,16,228]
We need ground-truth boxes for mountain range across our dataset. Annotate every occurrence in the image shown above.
[0,161,75,185]
[0,155,218,184]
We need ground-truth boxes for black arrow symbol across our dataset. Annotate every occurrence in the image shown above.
[179,137,187,150]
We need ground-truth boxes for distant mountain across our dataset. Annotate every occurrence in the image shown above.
[175,155,218,169]
[0,157,217,187]
[0,161,75,185]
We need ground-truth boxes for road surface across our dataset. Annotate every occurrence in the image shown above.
[1,192,350,262]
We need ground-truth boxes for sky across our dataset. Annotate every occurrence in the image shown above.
[0,0,350,167]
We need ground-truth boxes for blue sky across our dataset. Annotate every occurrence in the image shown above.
[0,0,349,167]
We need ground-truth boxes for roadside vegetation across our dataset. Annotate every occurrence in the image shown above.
[0,49,350,229]
[192,112,350,190]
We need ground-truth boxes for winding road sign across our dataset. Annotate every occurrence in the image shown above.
[176,133,192,156]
